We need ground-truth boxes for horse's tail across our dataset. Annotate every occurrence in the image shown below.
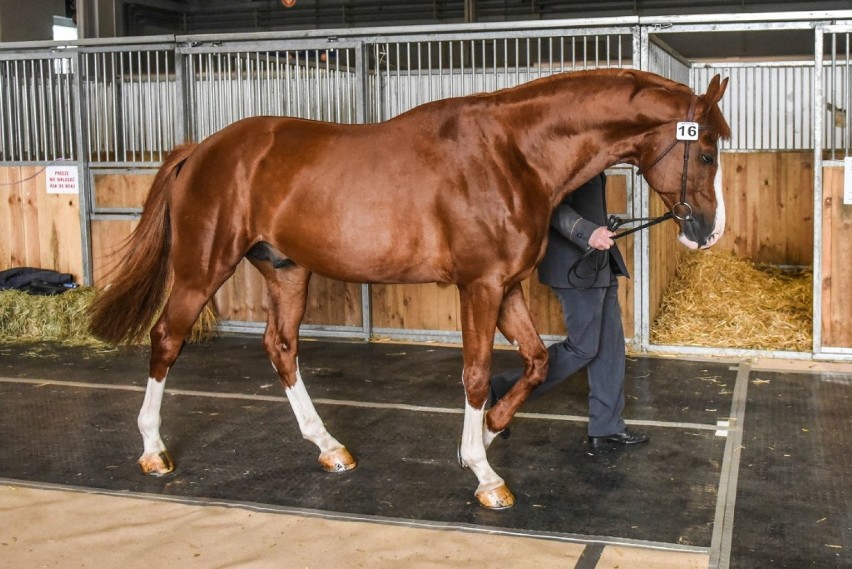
[89,143,197,345]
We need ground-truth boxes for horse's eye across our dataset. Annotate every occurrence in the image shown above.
[700,153,714,165]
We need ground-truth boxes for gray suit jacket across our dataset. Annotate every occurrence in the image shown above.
[537,173,629,289]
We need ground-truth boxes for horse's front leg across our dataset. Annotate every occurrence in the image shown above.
[257,262,356,473]
[456,282,515,509]
[486,283,548,442]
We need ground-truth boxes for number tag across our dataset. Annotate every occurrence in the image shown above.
[676,121,699,141]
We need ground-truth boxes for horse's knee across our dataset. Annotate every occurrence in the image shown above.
[262,328,297,380]
[526,347,549,388]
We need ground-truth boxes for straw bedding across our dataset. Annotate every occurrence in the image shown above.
[650,251,812,352]
[0,287,217,346]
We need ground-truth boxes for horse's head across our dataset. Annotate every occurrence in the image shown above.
[638,74,730,249]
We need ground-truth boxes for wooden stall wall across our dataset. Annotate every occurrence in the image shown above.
[717,151,814,266]
[648,151,815,328]
[371,172,635,341]
[648,188,683,328]
[91,173,152,282]
[821,166,852,349]
[91,173,363,328]
[0,166,83,279]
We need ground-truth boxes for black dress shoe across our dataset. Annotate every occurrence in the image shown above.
[588,429,649,449]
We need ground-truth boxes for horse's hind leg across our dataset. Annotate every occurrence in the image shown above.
[251,258,356,473]
[138,274,234,476]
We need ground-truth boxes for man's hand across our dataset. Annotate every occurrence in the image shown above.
[588,226,615,250]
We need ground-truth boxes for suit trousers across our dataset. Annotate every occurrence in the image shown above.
[491,279,626,437]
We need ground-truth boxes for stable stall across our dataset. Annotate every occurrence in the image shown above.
[1,12,851,359]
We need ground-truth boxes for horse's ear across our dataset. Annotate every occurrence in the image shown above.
[704,74,729,106]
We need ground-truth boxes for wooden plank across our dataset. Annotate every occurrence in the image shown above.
[306,278,362,327]
[19,167,42,267]
[213,262,362,327]
[214,260,268,323]
[372,283,459,331]
[94,173,154,209]
[0,167,20,268]
[648,190,682,325]
[90,219,139,285]
[821,166,852,348]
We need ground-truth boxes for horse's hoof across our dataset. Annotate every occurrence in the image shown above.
[475,484,515,509]
[319,447,357,473]
[138,450,174,476]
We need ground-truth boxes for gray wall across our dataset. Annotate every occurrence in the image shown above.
[0,0,66,42]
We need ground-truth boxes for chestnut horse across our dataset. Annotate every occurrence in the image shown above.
[90,69,729,509]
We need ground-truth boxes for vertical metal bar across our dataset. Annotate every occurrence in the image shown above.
[813,27,825,355]
[830,34,837,159]
[46,57,57,160]
[0,62,6,158]
[354,40,372,340]
[491,39,497,91]
[416,42,422,107]
[372,44,380,122]
[331,49,338,122]
[514,37,519,86]
[387,43,393,116]
[274,51,282,117]
[436,39,443,99]
[395,42,401,116]
[55,60,66,158]
[295,50,303,118]
[313,49,320,120]
[635,24,650,350]
[449,40,454,97]
[101,52,109,161]
[571,36,576,70]
[36,59,46,161]
[845,33,850,154]
[405,42,417,109]
[109,52,119,161]
[72,51,93,285]
[25,59,33,160]
[13,61,23,160]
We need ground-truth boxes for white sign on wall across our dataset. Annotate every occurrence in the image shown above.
[46,165,79,194]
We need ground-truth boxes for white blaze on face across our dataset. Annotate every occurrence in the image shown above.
[678,146,725,250]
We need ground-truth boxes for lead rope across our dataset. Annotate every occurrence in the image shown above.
[566,212,674,289]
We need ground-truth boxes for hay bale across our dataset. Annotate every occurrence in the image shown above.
[0,287,217,346]
[650,251,812,352]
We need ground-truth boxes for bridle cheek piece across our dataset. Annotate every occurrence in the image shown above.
[637,95,702,222]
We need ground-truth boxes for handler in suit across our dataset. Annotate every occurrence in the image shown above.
[491,173,649,449]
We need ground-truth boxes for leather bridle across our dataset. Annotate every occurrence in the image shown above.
[636,95,700,223]
[566,95,709,288]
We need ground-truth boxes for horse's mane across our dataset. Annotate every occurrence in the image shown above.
[483,68,732,140]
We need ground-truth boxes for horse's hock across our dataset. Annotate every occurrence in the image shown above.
[1,15,850,356]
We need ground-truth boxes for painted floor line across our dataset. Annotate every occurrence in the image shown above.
[0,376,725,433]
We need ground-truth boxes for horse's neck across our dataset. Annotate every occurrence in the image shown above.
[503,73,685,206]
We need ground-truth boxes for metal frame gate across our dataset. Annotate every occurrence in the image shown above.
[2,13,852,359]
